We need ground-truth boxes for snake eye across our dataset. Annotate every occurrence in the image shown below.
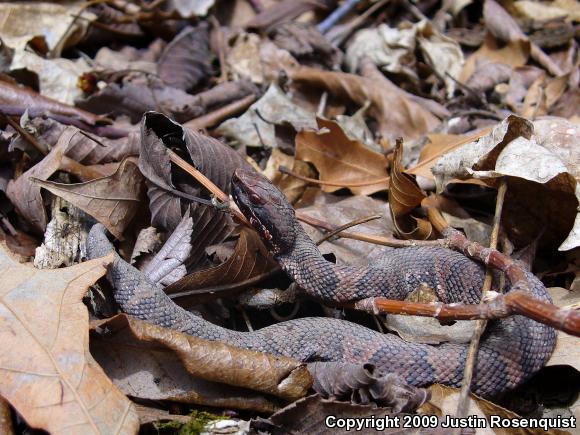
[249,193,262,204]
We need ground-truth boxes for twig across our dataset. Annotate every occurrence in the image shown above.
[317,0,363,33]
[184,94,256,130]
[245,0,264,13]
[3,116,48,155]
[166,149,250,226]
[279,166,390,188]
[454,179,506,427]
[297,212,443,248]
[241,308,254,331]
[0,106,127,139]
[315,215,382,246]
[350,290,580,336]
[326,0,390,45]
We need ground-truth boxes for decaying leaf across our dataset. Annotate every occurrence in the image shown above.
[9,51,91,104]
[157,24,212,92]
[420,385,558,435]
[407,129,492,180]
[389,140,431,240]
[290,66,440,143]
[0,245,139,433]
[6,127,76,234]
[295,118,389,195]
[258,394,421,435]
[139,112,253,268]
[309,362,430,411]
[345,23,416,75]
[33,197,90,269]
[130,226,162,265]
[547,287,580,371]
[433,115,579,250]
[165,227,276,302]
[34,159,145,240]
[0,1,94,55]
[216,84,317,148]
[416,21,464,97]
[90,315,312,404]
[0,80,105,126]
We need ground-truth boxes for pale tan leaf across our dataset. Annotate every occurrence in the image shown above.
[0,246,139,434]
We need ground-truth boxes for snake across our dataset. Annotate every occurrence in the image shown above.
[87,168,556,397]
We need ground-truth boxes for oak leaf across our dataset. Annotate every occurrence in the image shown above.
[295,118,388,195]
[0,245,139,434]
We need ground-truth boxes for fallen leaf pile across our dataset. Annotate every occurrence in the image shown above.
[0,0,578,433]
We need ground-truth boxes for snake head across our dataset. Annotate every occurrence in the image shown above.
[231,168,297,256]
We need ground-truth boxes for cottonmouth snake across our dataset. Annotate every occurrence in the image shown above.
[87,169,556,397]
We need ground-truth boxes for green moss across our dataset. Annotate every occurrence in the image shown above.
[155,409,226,435]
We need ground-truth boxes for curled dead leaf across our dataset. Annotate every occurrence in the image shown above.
[91,314,312,402]
[389,140,432,240]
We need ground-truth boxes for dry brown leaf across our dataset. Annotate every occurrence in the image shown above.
[34,159,145,240]
[389,141,431,240]
[547,287,580,371]
[460,34,530,83]
[6,128,76,234]
[0,80,104,126]
[521,74,569,119]
[91,314,312,403]
[295,118,389,195]
[290,66,440,143]
[0,1,94,55]
[407,129,493,180]
[262,148,316,203]
[0,246,139,434]
[157,24,211,92]
[164,227,276,301]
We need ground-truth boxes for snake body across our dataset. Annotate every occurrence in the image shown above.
[87,169,556,397]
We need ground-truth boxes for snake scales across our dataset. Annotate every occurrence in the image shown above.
[87,169,556,397]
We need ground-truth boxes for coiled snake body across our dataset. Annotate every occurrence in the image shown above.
[88,169,556,397]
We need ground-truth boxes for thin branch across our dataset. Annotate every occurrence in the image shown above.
[279,165,390,188]
[184,94,256,130]
[297,212,443,248]
[349,290,580,337]
[3,116,48,155]
[316,215,382,246]
[167,149,250,226]
[455,179,506,425]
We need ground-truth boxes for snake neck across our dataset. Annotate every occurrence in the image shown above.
[275,222,367,303]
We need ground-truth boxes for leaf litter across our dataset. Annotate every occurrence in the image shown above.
[0,0,579,433]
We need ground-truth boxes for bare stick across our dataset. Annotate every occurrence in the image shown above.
[350,290,580,337]
[167,149,250,226]
[297,212,443,248]
[316,215,382,246]
[4,116,48,155]
[454,179,507,425]
[279,165,390,188]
